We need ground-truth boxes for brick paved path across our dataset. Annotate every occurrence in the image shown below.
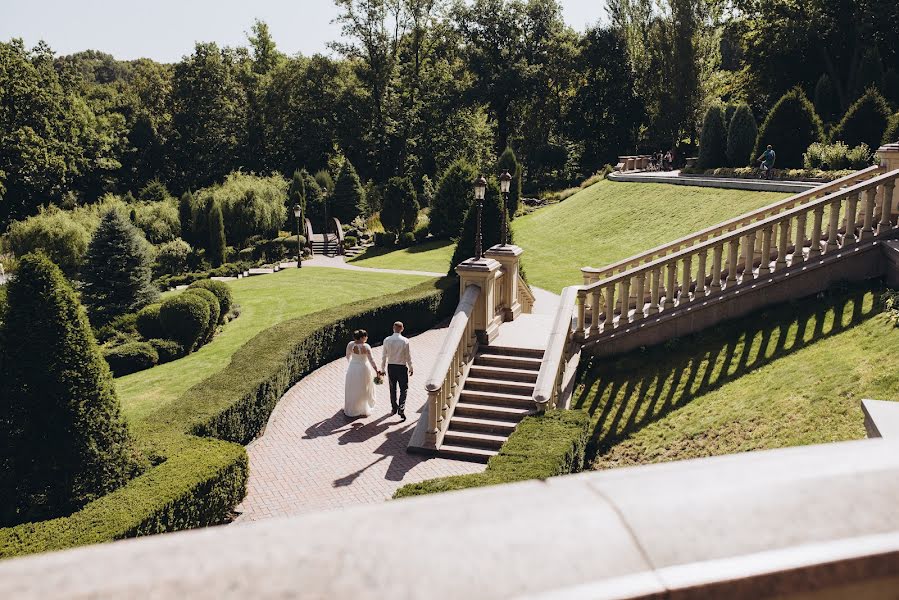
[234,325,484,522]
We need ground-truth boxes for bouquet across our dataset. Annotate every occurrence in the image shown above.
[374,373,384,385]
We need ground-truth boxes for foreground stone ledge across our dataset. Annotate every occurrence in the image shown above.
[2,439,899,599]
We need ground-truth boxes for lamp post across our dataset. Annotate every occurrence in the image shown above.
[473,175,487,260]
[499,170,511,246]
[293,204,303,268]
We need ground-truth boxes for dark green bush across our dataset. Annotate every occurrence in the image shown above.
[497,147,523,218]
[429,159,477,238]
[208,201,226,268]
[188,279,233,321]
[394,410,591,498]
[884,113,899,145]
[159,293,210,351]
[414,224,429,242]
[5,208,92,275]
[726,103,758,167]
[698,104,727,168]
[813,73,840,123]
[135,303,164,340]
[154,239,192,276]
[94,311,138,344]
[343,235,358,247]
[399,232,416,247]
[832,88,892,150]
[331,159,367,222]
[104,342,159,377]
[148,338,184,363]
[380,176,419,235]
[755,87,825,168]
[0,253,144,526]
[184,288,220,343]
[374,231,397,247]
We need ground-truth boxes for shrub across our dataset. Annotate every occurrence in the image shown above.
[394,410,590,498]
[184,288,220,344]
[380,177,419,235]
[138,178,170,203]
[755,87,825,168]
[331,160,367,223]
[832,88,892,150]
[197,172,288,248]
[497,147,523,218]
[132,200,180,244]
[159,293,210,351]
[884,113,899,145]
[93,312,139,345]
[82,210,159,326]
[726,103,758,167]
[698,105,727,168]
[238,247,254,261]
[846,144,874,170]
[135,303,164,339]
[399,232,416,247]
[0,253,144,526]
[208,201,226,267]
[813,73,840,123]
[188,279,233,321]
[178,191,194,245]
[343,235,358,248]
[103,342,159,376]
[448,177,510,274]
[374,231,397,247]
[5,207,91,275]
[804,142,873,171]
[414,224,429,242]
[429,159,477,238]
[148,338,184,364]
[154,238,192,276]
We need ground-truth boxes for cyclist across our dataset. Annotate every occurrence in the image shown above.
[756,145,776,180]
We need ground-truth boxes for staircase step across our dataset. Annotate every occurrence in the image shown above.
[468,365,539,383]
[437,444,498,463]
[464,378,535,396]
[449,416,518,435]
[453,401,531,421]
[474,353,542,371]
[482,345,545,359]
[443,430,507,450]
[460,390,533,409]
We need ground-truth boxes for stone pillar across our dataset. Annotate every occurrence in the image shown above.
[877,142,899,217]
[485,244,524,322]
[456,255,503,344]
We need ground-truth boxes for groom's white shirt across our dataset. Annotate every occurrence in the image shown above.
[381,333,413,371]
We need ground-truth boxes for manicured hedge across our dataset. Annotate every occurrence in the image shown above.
[103,342,159,377]
[149,338,183,364]
[159,293,210,351]
[393,410,591,498]
[184,288,220,343]
[188,279,233,321]
[135,303,164,340]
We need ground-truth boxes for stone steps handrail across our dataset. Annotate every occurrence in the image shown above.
[518,278,536,314]
[583,164,884,283]
[425,283,481,448]
[532,285,580,410]
[576,168,899,339]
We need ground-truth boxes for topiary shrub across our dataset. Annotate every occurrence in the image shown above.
[399,232,416,247]
[103,342,159,377]
[188,279,234,321]
[414,224,429,242]
[698,104,727,168]
[755,87,825,168]
[159,293,210,352]
[497,147,523,218]
[0,253,145,526]
[207,200,226,268]
[726,103,758,167]
[148,338,184,363]
[343,235,358,248]
[832,88,892,150]
[374,231,396,247]
[429,159,477,239]
[135,303,164,340]
[331,160,367,222]
[884,113,899,145]
[184,288,220,344]
[380,177,419,236]
[154,238,192,276]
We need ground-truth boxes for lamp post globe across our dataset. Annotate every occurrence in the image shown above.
[473,175,487,260]
[293,204,303,268]
[499,170,512,246]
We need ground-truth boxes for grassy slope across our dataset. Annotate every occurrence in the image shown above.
[348,239,455,273]
[574,283,898,471]
[514,180,785,293]
[117,268,430,421]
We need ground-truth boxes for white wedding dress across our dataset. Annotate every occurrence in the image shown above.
[344,342,378,417]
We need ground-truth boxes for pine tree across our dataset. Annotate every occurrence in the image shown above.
[178,191,194,245]
[208,201,226,267]
[430,159,478,239]
[496,147,522,218]
[330,160,366,223]
[302,169,325,228]
[885,113,899,146]
[698,104,727,168]
[82,210,158,325]
[381,177,419,236]
[832,88,892,150]
[0,253,143,525]
[726,103,758,167]
[448,178,511,274]
[287,169,306,232]
[755,88,825,168]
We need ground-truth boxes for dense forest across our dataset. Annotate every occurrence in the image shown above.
[1,0,897,227]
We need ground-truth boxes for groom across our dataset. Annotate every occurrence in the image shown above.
[381,321,413,421]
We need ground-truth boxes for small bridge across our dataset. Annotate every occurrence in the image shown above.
[305,217,344,258]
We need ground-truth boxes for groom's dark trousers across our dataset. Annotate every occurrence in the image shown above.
[387,364,409,413]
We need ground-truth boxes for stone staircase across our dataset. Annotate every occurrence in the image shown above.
[310,234,339,257]
[438,345,544,463]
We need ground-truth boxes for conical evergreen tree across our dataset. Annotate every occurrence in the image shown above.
[496,147,522,218]
[726,103,758,167]
[448,178,511,274]
[813,74,840,123]
[82,209,158,325]
[832,88,892,150]
[380,177,419,235]
[698,104,727,168]
[208,201,226,267]
[178,191,195,245]
[331,160,366,223]
[755,88,825,168]
[0,253,144,526]
[430,159,477,239]
[885,113,899,146]
[301,169,325,228]
[287,169,306,232]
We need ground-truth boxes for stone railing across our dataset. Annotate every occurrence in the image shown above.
[423,284,480,449]
[518,278,536,314]
[582,164,884,288]
[616,154,653,172]
[575,168,899,340]
[330,217,344,255]
[533,285,580,411]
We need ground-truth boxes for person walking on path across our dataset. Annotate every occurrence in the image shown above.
[381,321,413,422]
[757,145,776,180]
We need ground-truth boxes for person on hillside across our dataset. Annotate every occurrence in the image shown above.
[757,145,776,180]
[381,321,413,422]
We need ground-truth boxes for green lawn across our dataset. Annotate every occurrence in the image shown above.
[117,268,431,421]
[514,180,786,293]
[574,283,897,471]
[348,239,455,273]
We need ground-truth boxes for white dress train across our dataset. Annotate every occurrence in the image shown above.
[344,342,378,417]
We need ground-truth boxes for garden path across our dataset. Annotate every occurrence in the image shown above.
[285,255,446,278]
[607,169,816,193]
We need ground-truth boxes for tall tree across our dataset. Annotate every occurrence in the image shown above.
[208,201,226,267]
[331,160,367,223]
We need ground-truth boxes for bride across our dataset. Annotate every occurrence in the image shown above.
[344,329,381,418]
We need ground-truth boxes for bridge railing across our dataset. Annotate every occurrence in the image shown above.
[575,168,899,341]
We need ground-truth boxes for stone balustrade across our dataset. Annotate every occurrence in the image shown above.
[616,154,653,172]
[575,168,899,340]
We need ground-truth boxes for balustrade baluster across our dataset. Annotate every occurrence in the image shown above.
[810,206,824,257]
[619,278,631,324]
[727,240,739,284]
[826,199,841,251]
[428,392,439,434]
[696,249,707,295]
[861,188,876,241]
[775,220,790,270]
[710,244,723,292]
[843,193,859,244]
[758,226,773,275]
[664,262,677,309]
[742,231,756,283]
[590,289,602,336]
[575,291,586,338]
[649,268,661,314]
[681,255,692,304]
[605,285,615,330]
[880,182,896,235]
[633,272,646,320]
[792,213,807,265]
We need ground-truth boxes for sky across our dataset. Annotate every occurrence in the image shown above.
[1,0,607,63]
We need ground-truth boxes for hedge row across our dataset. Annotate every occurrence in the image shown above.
[393,410,591,498]
[0,277,455,557]
[680,166,854,182]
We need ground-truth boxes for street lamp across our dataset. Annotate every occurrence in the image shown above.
[499,170,512,246]
[473,175,487,260]
[293,204,303,268]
